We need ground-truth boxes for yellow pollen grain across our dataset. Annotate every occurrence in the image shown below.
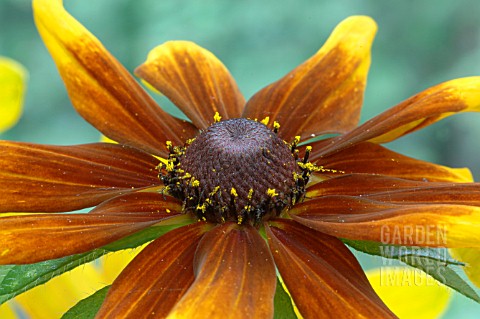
[181,172,192,179]
[165,161,174,172]
[209,186,220,196]
[319,167,345,174]
[213,112,222,122]
[298,162,321,171]
[273,121,280,130]
[196,203,207,213]
[260,116,270,125]
[166,209,171,213]
[248,188,254,200]
[230,187,238,197]
[294,136,301,144]
[191,179,200,187]
[267,188,278,197]
[306,146,312,152]
[237,215,243,225]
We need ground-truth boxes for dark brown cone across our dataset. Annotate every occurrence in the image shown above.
[180,118,298,223]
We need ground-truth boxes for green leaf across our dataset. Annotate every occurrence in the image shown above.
[274,276,297,319]
[61,285,110,319]
[0,249,107,305]
[344,239,480,303]
[0,223,185,304]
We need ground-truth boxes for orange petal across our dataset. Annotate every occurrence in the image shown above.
[135,41,245,129]
[291,200,480,247]
[305,174,430,198]
[366,183,480,206]
[0,142,160,213]
[90,192,182,214]
[291,195,398,217]
[0,212,168,264]
[33,0,197,156]
[265,219,396,318]
[168,222,276,318]
[96,222,211,319]
[310,141,473,182]
[305,173,480,207]
[316,77,480,157]
[243,16,376,141]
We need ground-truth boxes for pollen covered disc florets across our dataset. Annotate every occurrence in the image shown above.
[161,118,314,225]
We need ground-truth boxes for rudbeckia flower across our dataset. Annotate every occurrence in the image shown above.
[1,0,480,318]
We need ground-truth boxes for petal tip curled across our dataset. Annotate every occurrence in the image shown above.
[135,41,245,129]
[328,15,378,55]
[243,15,377,140]
[337,15,377,36]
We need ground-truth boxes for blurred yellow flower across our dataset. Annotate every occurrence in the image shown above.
[0,57,27,133]
[366,267,451,319]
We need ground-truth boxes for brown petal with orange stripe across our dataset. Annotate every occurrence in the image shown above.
[309,141,472,182]
[168,222,276,319]
[96,222,211,319]
[33,0,197,157]
[0,142,160,213]
[0,211,170,264]
[266,219,397,318]
[291,200,480,247]
[243,16,377,141]
[316,77,480,157]
[136,41,245,129]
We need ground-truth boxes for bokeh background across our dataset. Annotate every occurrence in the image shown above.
[1,0,480,318]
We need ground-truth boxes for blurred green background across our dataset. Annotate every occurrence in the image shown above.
[1,0,480,318]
